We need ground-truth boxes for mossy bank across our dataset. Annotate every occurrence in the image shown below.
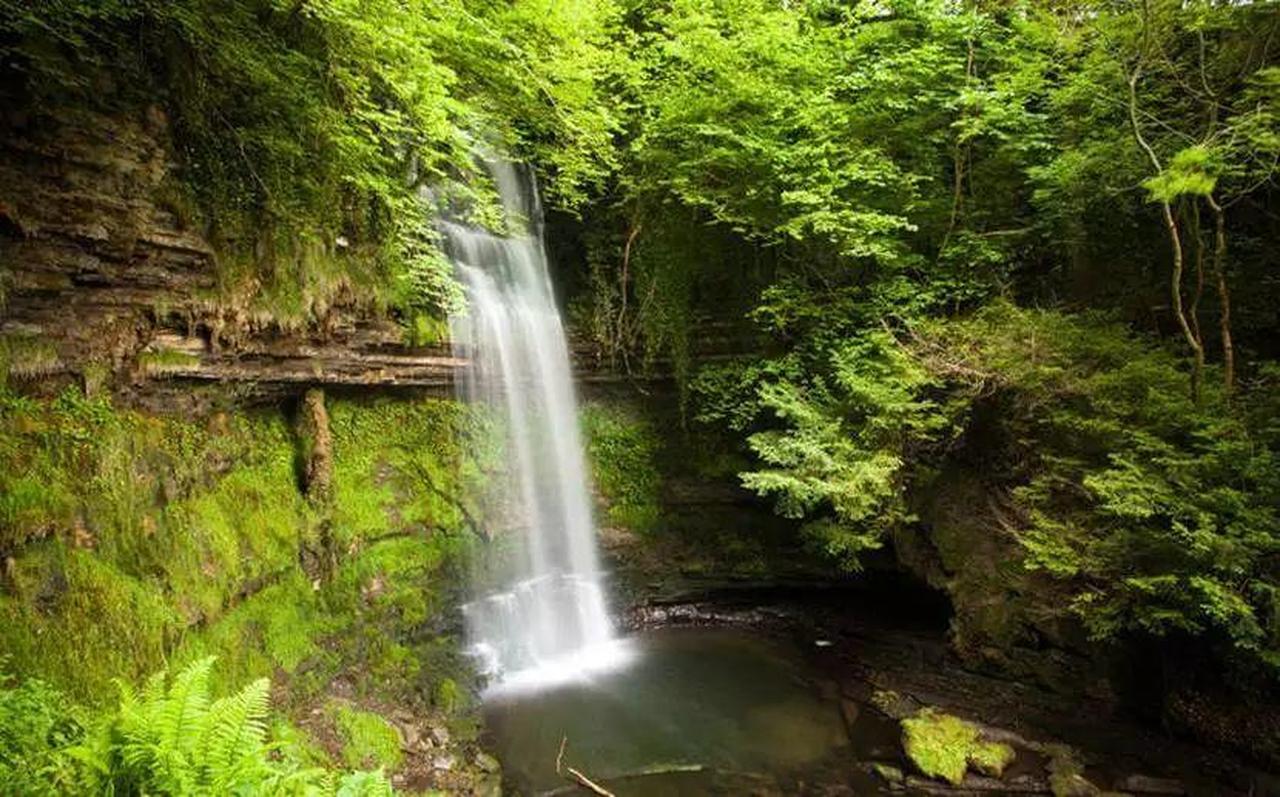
[0,380,500,793]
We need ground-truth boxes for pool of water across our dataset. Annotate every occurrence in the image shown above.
[483,627,889,795]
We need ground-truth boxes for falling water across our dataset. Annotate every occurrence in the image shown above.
[446,162,629,696]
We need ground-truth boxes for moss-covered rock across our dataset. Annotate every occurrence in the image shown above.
[901,708,1016,786]
[0,385,485,716]
[581,401,662,535]
[1045,744,1099,797]
[331,703,405,771]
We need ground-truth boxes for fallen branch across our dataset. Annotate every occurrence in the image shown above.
[555,735,616,797]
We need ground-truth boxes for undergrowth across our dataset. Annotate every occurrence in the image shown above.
[581,401,662,534]
[0,657,395,795]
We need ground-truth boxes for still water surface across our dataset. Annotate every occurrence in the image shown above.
[484,627,894,795]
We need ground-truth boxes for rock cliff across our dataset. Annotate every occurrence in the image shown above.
[0,106,462,409]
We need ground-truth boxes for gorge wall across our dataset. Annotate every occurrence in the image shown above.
[0,105,462,411]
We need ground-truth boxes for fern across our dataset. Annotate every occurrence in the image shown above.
[65,658,395,796]
[202,678,271,792]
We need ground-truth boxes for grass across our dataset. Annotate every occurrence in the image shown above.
[137,348,200,375]
[0,333,60,379]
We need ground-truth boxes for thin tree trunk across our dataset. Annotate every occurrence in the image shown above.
[1187,202,1205,348]
[1128,68,1204,403]
[941,38,976,255]
[1206,194,1235,396]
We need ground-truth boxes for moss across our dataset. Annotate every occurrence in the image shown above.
[0,385,479,742]
[405,311,450,347]
[328,398,484,546]
[1045,744,1097,797]
[0,389,320,700]
[298,388,333,506]
[970,738,1017,776]
[331,536,447,627]
[331,704,404,771]
[901,708,1016,786]
[581,401,662,534]
[270,717,333,768]
[0,543,184,703]
[175,570,337,697]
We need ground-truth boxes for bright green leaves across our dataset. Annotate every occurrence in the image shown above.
[0,658,396,796]
[1142,146,1220,202]
[738,331,948,570]
[921,303,1280,665]
[623,0,922,264]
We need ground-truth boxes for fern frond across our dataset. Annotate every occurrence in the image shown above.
[159,657,215,759]
[203,678,271,792]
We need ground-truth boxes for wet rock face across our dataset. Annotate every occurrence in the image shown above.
[0,105,463,410]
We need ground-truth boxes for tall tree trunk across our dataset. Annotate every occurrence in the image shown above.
[1128,68,1204,403]
[1206,194,1235,396]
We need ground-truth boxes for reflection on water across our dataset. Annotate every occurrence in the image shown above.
[484,628,878,795]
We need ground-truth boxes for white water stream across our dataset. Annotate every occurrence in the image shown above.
[447,163,629,696]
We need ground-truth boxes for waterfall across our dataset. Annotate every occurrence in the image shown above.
[446,162,630,696]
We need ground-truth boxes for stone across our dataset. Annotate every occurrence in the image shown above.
[432,753,456,772]
[1114,774,1186,795]
[400,725,421,751]
[475,752,501,774]
[871,689,921,721]
[429,724,451,747]
[871,762,905,785]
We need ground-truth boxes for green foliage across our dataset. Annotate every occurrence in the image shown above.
[901,708,1015,786]
[1142,145,1219,203]
[0,666,84,794]
[331,704,403,772]
[582,402,662,534]
[87,658,393,796]
[922,304,1280,662]
[693,295,1280,667]
[432,677,465,716]
[0,658,394,796]
[105,658,277,793]
[740,331,951,568]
